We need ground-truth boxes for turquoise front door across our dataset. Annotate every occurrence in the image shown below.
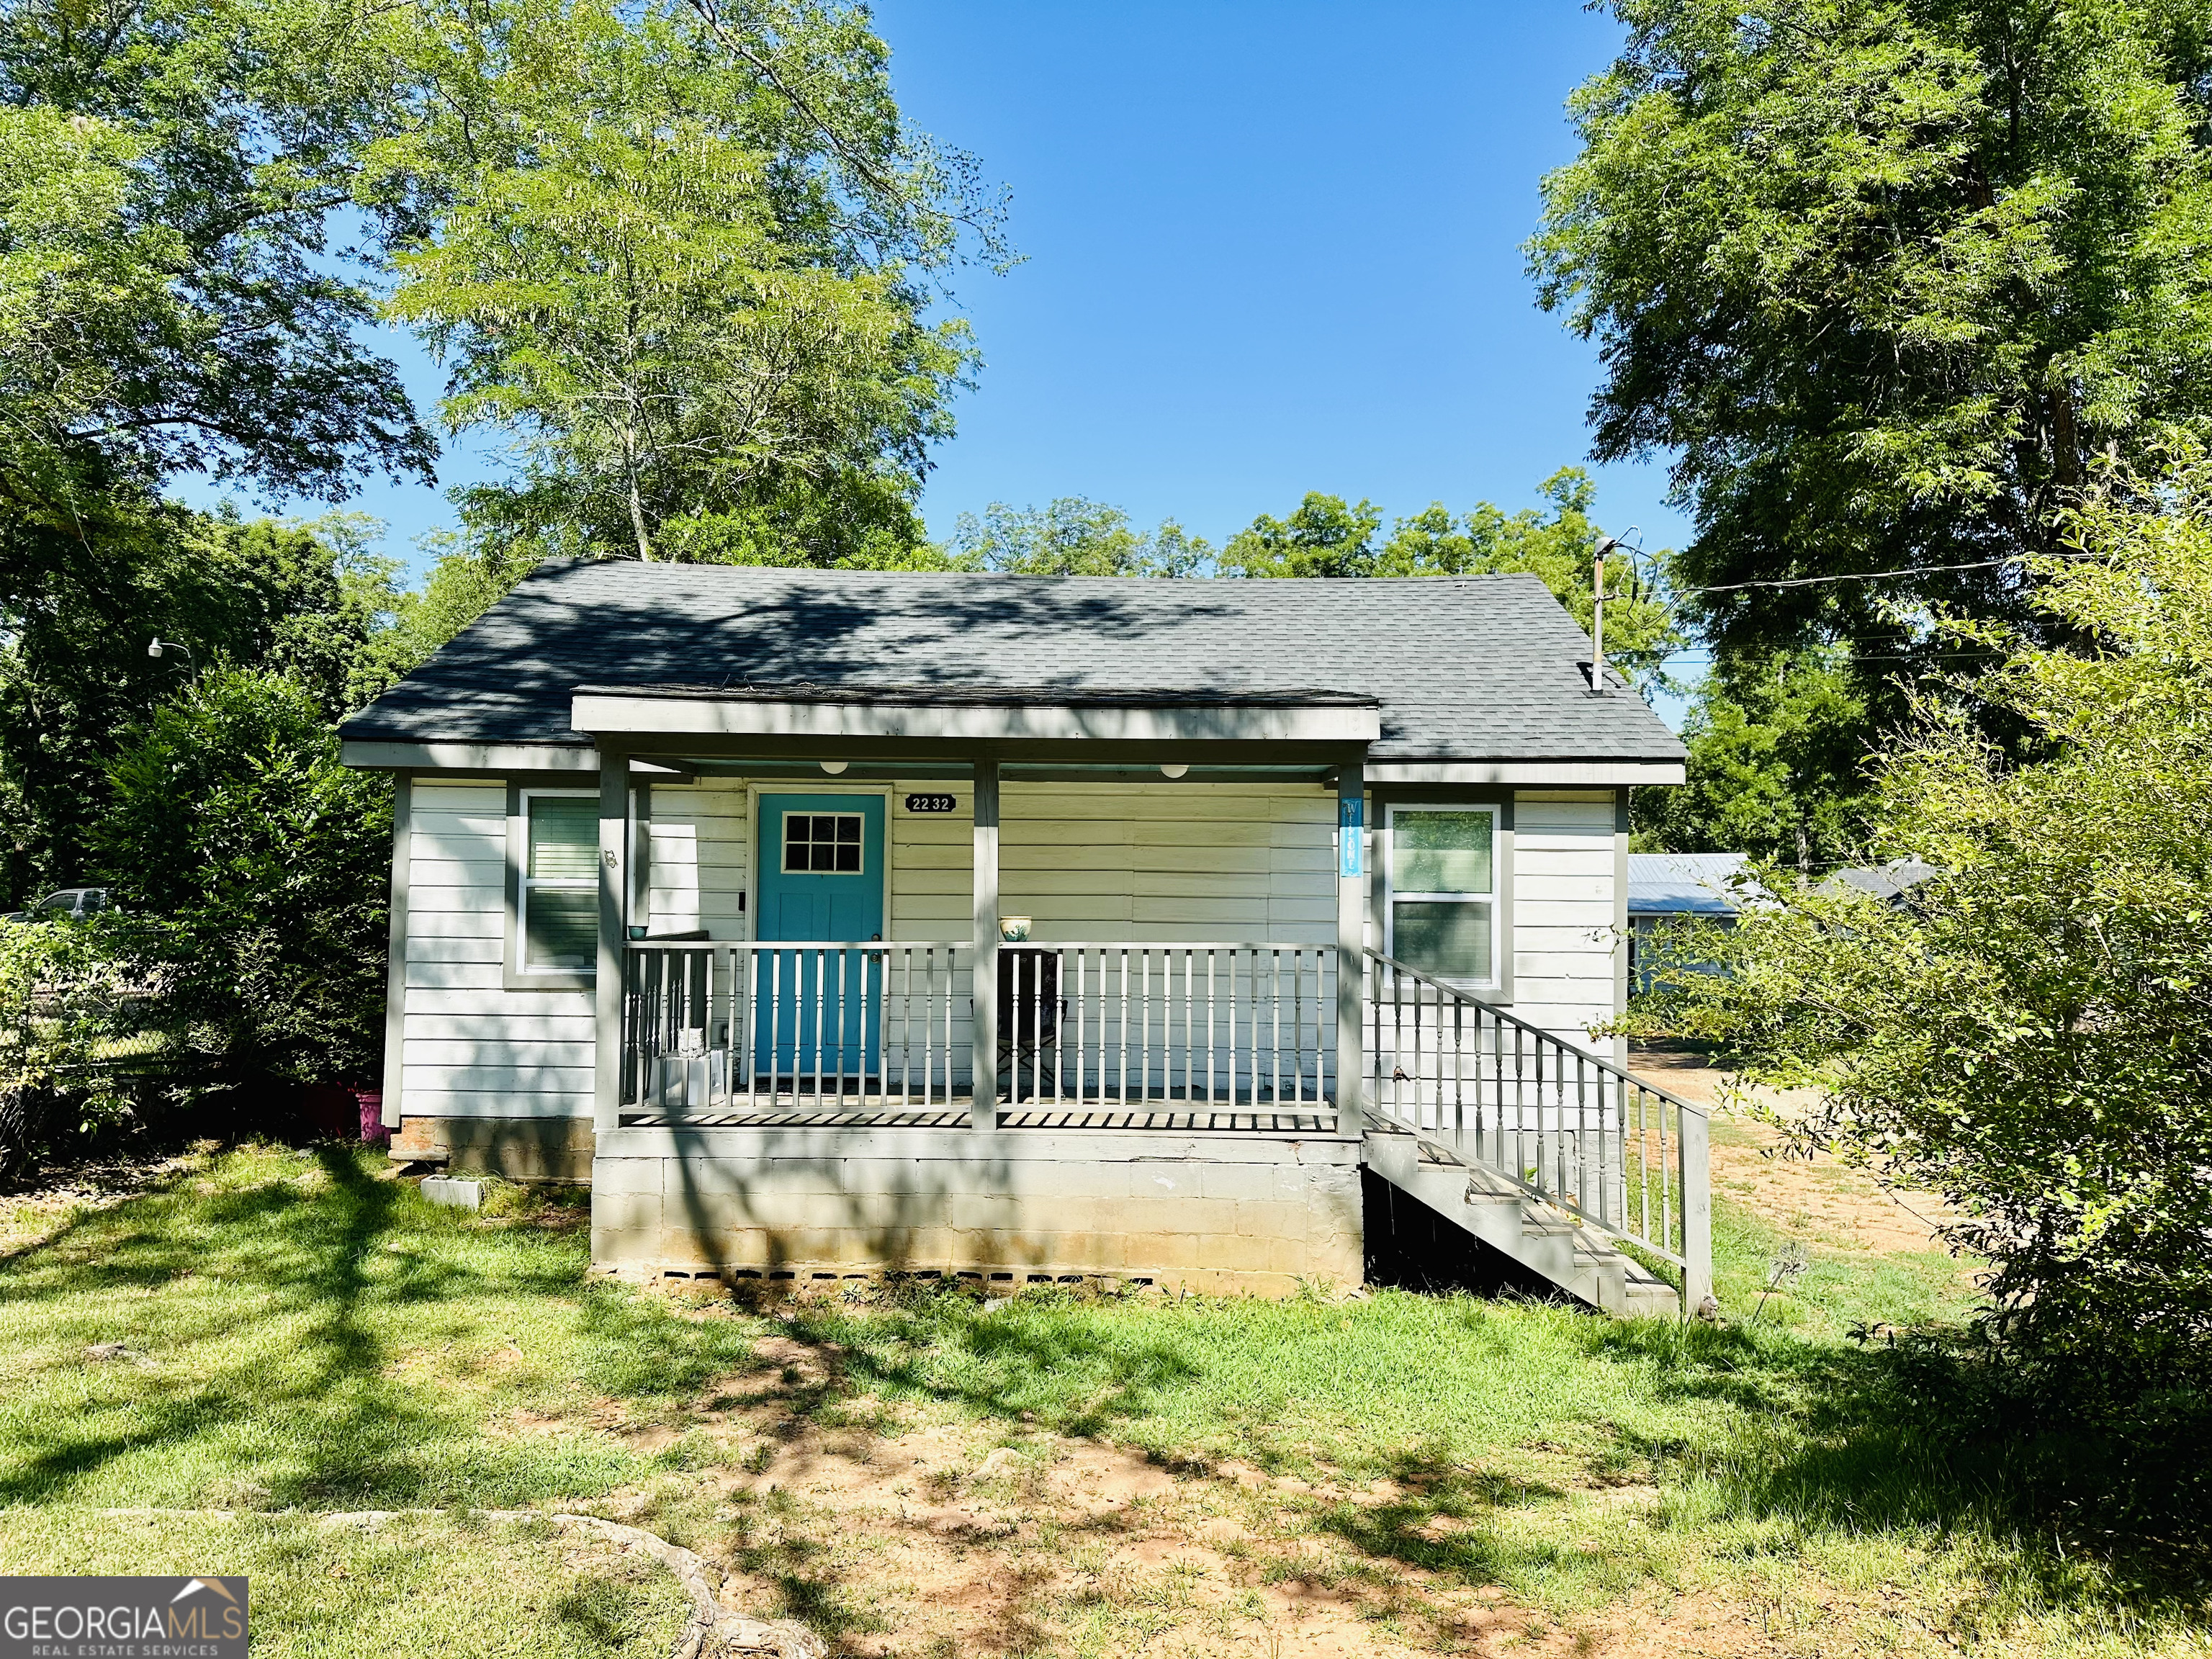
[752,793,886,1085]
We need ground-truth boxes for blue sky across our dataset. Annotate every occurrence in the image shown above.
[196,3,1696,707]
[877,1,1688,559]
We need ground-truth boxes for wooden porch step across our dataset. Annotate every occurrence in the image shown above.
[1364,1123,1682,1318]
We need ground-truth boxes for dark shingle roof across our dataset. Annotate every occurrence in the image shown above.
[341,560,1685,764]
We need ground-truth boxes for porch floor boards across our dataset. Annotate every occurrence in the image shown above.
[618,1100,1339,1134]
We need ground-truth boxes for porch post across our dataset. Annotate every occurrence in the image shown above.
[1335,759,1366,1136]
[594,747,629,1139]
[1681,1107,1714,1317]
[971,756,1000,1130]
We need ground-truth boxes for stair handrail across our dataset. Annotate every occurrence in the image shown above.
[1362,948,1712,1312]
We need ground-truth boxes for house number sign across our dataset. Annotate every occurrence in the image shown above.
[904,793,958,814]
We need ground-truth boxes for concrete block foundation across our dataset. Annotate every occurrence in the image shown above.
[590,1125,1365,1298]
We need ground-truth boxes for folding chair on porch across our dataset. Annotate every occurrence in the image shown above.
[997,947,1063,1102]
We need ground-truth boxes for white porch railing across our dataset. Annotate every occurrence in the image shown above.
[1364,950,1711,1285]
[1000,943,1334,1107]
[623,941,971,1112]
[621,940,1334,1115]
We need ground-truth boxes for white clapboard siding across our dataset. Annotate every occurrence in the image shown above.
[396,778,591,1121]
[408,1064,595,1095]
[406,909,506,940]
[646,780,748,938]
[404,961,505,991]
[405,1039,595,1069]
[1509,791,1618,1048]
[408,1012,597,1042]
[886,782,1338,941]
[891,794,972,934]
[1004,783,1336,943]
[406,935,503,966]
[409,858,507,890]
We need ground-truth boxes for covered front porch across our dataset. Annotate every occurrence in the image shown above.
[578,684,1382,1130]
[568,685,1705,1306]
[576,688,1377,1291]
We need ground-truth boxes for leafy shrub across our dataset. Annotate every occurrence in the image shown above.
[1632,451,2212,1395]
[0,921,137,1179]
[96,667,392,1090]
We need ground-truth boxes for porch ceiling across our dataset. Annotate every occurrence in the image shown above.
[654,758,1341,783]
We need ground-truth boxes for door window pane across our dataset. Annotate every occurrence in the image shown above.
[1392,809,1493,894]
[783,813,864,873]
[1393,900,1493,981]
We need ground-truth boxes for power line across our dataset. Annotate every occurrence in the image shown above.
[1668,550,2095,598]
[1650,648,2006,665]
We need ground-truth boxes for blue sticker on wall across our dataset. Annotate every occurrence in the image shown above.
[1339,797,1364,878]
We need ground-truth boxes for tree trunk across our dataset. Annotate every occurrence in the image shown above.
[2049,385,2082,492]
[627,477,652,562]
[622,428,653,560]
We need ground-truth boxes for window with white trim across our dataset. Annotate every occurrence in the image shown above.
[519,793,598,973]
[1385,805,1500,986]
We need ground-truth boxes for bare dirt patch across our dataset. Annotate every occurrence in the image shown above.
[0,1150,203,1258]
[1628,1052,1957,1257]
[576,1325,1873,1658]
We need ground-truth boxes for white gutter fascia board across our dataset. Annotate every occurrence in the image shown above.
[341,739,596,773]
[341,740,1681,784]
[1364,760,1687,786]
[569,694,1382,745]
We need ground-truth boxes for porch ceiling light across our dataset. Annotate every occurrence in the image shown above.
[1159,763,1189,779]
[819,760,849,775]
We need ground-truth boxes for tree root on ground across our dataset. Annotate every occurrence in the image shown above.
[97,1506,824,1659]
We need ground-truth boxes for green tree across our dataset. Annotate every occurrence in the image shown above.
[0,920,135,1179]
[1375,468,1681,688]
[1220,472,1682,691]
[0,509,403,902]
[1635,448,2212,1395]
[1532,1,2212,660]
[0,16,431,513]
[953,498,1212,576]
[371,0,995,568]
[5,0,999,525]
[1218,493,1384,580]
[1634,647,1872,868]
[96,667,393,1087]
[382,110,972,564]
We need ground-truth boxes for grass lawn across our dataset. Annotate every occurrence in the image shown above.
[0,1141,2205,1657]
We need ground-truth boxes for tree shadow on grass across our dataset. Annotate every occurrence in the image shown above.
[1587,1316,2212,1611]
[804,1295,1204,1443]
[0,1147,649,1509]
[1305,1434,1578,1588]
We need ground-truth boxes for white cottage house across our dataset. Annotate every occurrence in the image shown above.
[340,560,1711,1313]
